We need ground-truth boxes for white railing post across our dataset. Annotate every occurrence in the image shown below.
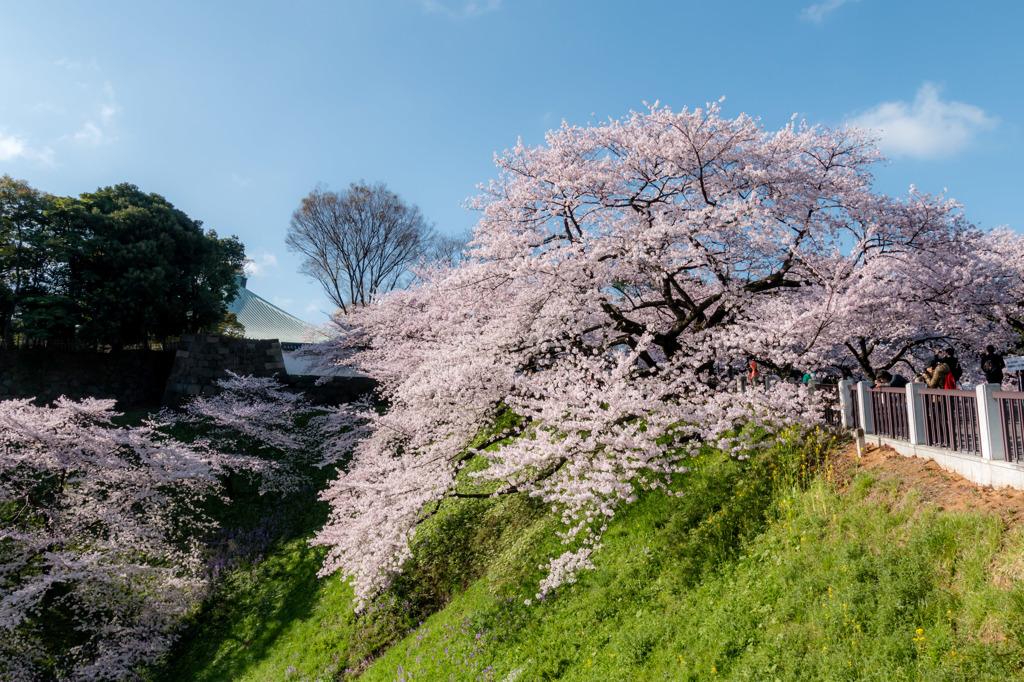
[976,383,1004,461]
[838,379,855,429]
[856,380,874,434]
[906,382,926,445]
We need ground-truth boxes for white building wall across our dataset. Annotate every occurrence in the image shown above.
[282,351,365,377]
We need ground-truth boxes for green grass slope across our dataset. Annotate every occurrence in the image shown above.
[156,428,1024,681]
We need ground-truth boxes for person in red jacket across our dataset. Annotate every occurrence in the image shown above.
[748,360,760,387]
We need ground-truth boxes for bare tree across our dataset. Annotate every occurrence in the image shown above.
[423,230,470,268]
[286,181,437,314]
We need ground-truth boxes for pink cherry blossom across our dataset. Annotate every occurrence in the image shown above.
[0,397,220,681]
[301,102,1024,607]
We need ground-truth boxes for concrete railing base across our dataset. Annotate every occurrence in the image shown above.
[863,433,1024,491]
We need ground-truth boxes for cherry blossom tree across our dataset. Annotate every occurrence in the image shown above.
[978,227,1024,349]
[754,188,1022,381]
[176,371,369,487]
[0,397,221,681]
[303,102,1024,608]
[179,371,325,494]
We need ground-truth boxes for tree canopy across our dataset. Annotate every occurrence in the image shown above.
[0,397,220,680]
[286,181,440,314]
[0,175,53,340]
[0,178,245,348]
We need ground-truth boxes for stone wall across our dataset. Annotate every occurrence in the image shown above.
[162,334,287,406]
[0,334,376,411]
[0,349,175,409]
[162,334,377,407]
[279,373,378,406]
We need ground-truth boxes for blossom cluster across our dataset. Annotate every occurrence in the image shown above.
[0,397,220,681]
[177,371,326,493]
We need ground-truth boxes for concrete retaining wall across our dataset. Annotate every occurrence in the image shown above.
[865,433,1024,490]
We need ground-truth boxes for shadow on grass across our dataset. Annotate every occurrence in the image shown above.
[152,467,339,681]
[153,540,330,682]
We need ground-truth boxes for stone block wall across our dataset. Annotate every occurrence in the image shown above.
[0,335,377,411]
[162,334,287,406]
[161,334,377,407]
[279,373,378,406]
[0,349,175,409]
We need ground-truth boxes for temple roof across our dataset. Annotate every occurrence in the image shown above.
[227,275,327,348]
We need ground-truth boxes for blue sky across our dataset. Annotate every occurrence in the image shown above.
[1,0,1020,324]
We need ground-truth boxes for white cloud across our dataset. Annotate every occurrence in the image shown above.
[846,83,998,159]
[0,129,54,164]
[1,59,119,165]
[73,121,104,144]
[0,131,28,160]
[99,83,119,121]
[62,79,119,148]
[272,296,294,309]
[30,102,67,116]
[305,301,323,314]
[245,250,279,278]
[55,57,100,72]
[801,0,858,24]
[39,59,121,154]
[416,0,501,19]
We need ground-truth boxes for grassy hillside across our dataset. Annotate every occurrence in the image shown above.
[154,427,1024,681]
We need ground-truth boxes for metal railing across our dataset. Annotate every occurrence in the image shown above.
[919,388,981,455]
[869,387,910,440]
[995,391,1024,463]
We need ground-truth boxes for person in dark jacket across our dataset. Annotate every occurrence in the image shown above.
[875,370,908,388]
[942,348,963,383]
[981,345,1005,384]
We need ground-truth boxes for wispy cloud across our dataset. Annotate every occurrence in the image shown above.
[0,128,54,164]
[62,79,119,148]
[846,83,998,159]
[801,0,858,24]
[416,0,501,19]
[73,122,104,144]
[55,57,100,71]
[245,250,279,278]
[272,295,294,309]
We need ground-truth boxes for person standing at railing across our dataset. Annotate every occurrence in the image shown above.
[981,345,1005,384]
[942,348,963,387]
[875,370,908,388]
[918,356,955,447]
[918,356,953,389]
